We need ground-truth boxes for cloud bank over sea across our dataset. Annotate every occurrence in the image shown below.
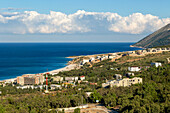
[0,10,170,34]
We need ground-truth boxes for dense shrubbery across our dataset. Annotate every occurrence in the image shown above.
[99,64,170,113]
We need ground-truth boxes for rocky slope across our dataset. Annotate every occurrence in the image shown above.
[132,23,170,48]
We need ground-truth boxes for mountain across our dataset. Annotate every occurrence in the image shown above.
[132,23,170,48]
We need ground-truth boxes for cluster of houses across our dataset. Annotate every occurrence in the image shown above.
[81,53,119,65]
[15,75,87,90]
[79,47,170,67]
[128,47,170,56]
[102,72,142,88]
[50,75,86,90]
[102,61,163,88]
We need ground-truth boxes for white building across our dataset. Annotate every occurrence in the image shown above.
[90,57,95,62]
[96,56,101,59]
[114,74,122,80]
[151,62,162,67]
[16,85,44,89]
[75,77,79,81]
[65,77,78,81]
[108,55,116,59]
[128,66,141,72]
[100,56,108,61]
[80,76,85,81]
[85,92,92,97]
[50,84,61,90]
[83,59,90,64]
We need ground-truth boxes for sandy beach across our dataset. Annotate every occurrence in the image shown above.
[0,78,16,83]
[45,64,79,74]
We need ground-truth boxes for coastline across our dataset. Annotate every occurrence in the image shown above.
[0,50,134,82]
[0,57,79,82]
[130,45,145,49]
[0,46,141,83]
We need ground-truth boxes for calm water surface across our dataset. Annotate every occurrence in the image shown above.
[0,43,140,80]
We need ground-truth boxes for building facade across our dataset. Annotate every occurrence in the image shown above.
[102,77,142,88]
[17,74,44,85]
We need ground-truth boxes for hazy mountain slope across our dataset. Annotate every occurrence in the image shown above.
[132,23,170,48]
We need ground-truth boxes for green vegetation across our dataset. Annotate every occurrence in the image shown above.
[0,52,169,113]
[74,108,80,113]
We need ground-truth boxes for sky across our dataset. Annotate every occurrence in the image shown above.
[0,0,170,42]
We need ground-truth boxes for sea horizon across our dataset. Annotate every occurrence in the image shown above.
[0,42,141,80]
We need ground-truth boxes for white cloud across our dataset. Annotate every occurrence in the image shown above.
[0,10,169,34]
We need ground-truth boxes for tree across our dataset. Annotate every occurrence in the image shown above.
[74,108,80,113]
[90,90,102,103]
[0,104,5,113]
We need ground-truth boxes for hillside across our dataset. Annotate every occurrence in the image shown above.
[0,51,170,112]
[132,23,170,48]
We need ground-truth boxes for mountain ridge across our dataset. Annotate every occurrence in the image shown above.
[132,23,170,48]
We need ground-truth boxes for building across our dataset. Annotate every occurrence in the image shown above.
[83,59,90,64]
[128,66,141,71]
[108,55,116,59]
[80,76,85,81]
[52,76,63,82]
[151,62,162,67]
[65,77,78,81]
[102,77,142,88]
[90,57,95,62]
[16,85,44,89]
[85,92,92,97]
[24,77,35,85]
[96,56,101,59]
[75,77,78,81]
[102,82,110,88]
[50,84,61,90]
[17,74,44,85]
[110,77,142,87]
[100,56,108,61]
[114,74,122,80]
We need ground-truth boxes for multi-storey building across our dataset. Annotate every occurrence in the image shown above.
[102,77,142,88]
[17,74,44,85]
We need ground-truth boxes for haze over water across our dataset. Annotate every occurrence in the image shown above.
[0,43,140,80]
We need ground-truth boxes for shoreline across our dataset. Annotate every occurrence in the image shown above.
[0,47,142,83]
[0,57,79,82]
[130,45,145,49]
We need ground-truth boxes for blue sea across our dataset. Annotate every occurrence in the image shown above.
[0,43,140,80]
